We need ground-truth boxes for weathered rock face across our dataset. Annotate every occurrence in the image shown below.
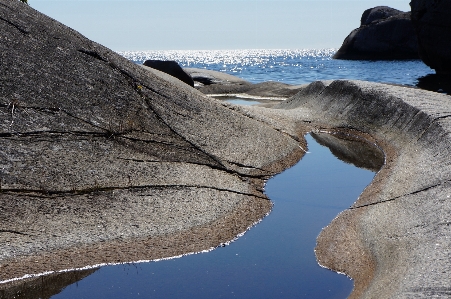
[143,60,194,87]
[333,6,419,60]
[0,0,302,282]
[271,80,451,298]
[410,0,451,74]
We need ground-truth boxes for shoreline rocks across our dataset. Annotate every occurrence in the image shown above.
[2,0,451,298]
[267,80,451,298]
[184,68,305,99]
[410,0,451,74]
[0,0,303,284]
[143,60,195,87]
[333,6,419,60]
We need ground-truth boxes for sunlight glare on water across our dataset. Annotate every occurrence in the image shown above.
[119,49,432,86]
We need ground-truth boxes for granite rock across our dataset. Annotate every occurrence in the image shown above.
[0,0,302,282]
[268,80,451,298]
[410,0,451,74]
[143,60,194,87]
[334,6,418,60]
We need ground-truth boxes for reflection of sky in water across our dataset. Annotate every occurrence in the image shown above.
[51,135,375,299]
[225,99,261,106]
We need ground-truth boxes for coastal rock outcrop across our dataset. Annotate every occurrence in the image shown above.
[410,0,451,74]
[0,0,302,284]
[264,80,451,298]
[333,6,418,60]
[143,59,194,87]
[184,68,305,99]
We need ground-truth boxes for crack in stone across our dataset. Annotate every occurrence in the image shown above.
[0,230,29,236]
[0,184,267,200]
[0,130,199,153]
[0,16,29,34]
[115,157,269,179]
[416,114,451,142]
[351,180,451,209]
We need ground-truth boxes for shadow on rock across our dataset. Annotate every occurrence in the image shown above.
[311,132,385,172]
[0,269,97,299]
[416,74,451,95]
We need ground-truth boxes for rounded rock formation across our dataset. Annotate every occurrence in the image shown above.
[410,0,451,74]
[334,6,419,60]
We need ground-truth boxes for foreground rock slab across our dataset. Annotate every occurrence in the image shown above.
[0,0,302,283]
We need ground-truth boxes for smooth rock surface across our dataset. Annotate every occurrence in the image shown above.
[260,80,451,298]
[334,6,418,60]
[0,0,302,283]
[184,68,304,99]
[410,0,451,74]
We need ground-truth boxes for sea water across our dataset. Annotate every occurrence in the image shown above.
[121,49,435,89]
[23,50,440,298]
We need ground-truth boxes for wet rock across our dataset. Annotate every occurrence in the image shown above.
[334,6,419,60]
[143,60,194,87]
[410,0,451,74]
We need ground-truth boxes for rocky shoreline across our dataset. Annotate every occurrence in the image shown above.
[1,1,451,298]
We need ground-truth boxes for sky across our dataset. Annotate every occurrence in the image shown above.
[30,0,411,51]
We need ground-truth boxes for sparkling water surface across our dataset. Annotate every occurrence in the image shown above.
[28,49,436,298]
[121,49,433,87]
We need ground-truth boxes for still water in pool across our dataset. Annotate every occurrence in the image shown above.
[48,134,376,299]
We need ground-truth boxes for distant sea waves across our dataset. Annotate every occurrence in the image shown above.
[119,49,434,89]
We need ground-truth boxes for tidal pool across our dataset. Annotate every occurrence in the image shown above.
[40,133,378,299]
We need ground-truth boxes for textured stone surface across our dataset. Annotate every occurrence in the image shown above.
[334,6,418,60]
[269,80,451,298]
[411,0,451,74]
[0,0,302,282]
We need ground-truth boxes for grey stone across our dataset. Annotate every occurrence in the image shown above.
[263,79,451,299]
[0,0,302,282]
[143,60,194,87]
[410,0,451,74]
[334,6,419,60]
[184,67,305,99]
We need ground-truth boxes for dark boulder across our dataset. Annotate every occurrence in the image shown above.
[410,0,451,74]
[143,60,194,87]
[334,6,419,60]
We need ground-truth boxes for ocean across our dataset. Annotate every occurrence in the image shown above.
[120,49,436,90]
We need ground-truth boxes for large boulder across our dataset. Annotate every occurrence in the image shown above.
[410,0,451,74]
[0,0,302,283]
[143,59,195,87]
[333,6,419,60]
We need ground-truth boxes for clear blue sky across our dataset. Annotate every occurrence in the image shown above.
[31,0,411,51]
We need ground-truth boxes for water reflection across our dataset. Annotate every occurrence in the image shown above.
[311,132,385,172]
[416,74,451,95]
[5,133,380,299]
[0,269,97,299]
